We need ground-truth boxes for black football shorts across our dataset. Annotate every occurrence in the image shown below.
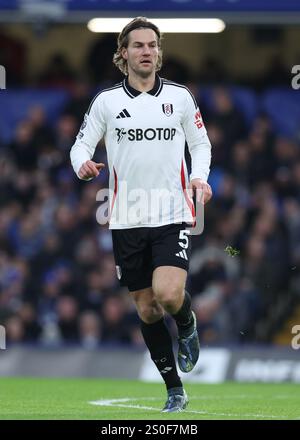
[111,223,191,292]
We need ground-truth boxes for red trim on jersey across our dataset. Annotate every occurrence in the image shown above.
[110,166,118,217]
[181,160,196,225]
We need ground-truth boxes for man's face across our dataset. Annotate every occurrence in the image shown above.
[122,28,159,78]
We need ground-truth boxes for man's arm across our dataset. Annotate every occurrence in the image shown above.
[70,96,106,180]
[182,91,212,204]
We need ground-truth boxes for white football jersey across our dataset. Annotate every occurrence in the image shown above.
[70,75,212,229]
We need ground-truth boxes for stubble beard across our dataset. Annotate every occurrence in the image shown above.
[139,69,155,79]
[130,63,156,79]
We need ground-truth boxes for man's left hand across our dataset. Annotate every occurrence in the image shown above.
[188,178,212,204]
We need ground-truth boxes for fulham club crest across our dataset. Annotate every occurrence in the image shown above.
[162,103,173,116]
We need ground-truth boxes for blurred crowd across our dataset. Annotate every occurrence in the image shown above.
[0,30,293,90]
[1,25,299,349]
[1,80,299,349]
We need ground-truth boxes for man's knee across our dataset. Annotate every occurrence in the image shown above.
[133,297,164,323]
[154,285,184,313]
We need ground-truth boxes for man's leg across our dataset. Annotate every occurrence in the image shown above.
[112,227,188,411]
[152,266,200,373]
[153,266,193,333]
[131,287,183,393]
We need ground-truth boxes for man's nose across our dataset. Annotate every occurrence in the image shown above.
[142,45,151,55]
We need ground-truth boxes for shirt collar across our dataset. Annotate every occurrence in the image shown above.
[123,74,163,98]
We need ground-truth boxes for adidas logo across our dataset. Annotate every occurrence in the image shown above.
[176,250,188,260]
[116,109,131,119]
[160,367,173,374]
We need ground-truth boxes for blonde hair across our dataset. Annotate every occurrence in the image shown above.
[113,17,163,75]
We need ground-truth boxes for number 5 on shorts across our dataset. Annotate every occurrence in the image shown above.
[179,229,190,249]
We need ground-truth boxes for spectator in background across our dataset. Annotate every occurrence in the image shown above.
[262,54,291,86]
[160,57,191,84]
[5,315,25,344]
[86,35,122,85]
[0,31,27,85]
[210,87,247,150]
[56,295,79,343]
[79,310,102,349]
[56,114,78,154]
[38,53,76,89]
[28,105,55,149]
[19,302,42,342]
[63,79,92,126]
[198,57,227,84]
[9,121,38,171]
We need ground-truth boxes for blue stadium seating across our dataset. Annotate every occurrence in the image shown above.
[0,87,299,144]
[0,89,70,143]
[261,88,300,138]
[199,86,258,127]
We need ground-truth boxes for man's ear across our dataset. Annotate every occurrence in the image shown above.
[121,48,128,60]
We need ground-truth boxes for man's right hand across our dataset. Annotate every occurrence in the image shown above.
[78,160,105,180]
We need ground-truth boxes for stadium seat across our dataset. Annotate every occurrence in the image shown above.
[261,88,300,138]
[199,86,258,127]
[0,89,70,143]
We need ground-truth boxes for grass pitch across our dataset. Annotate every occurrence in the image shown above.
[0,378,299,420]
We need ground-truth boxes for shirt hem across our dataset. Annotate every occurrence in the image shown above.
[109,217,193,229]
